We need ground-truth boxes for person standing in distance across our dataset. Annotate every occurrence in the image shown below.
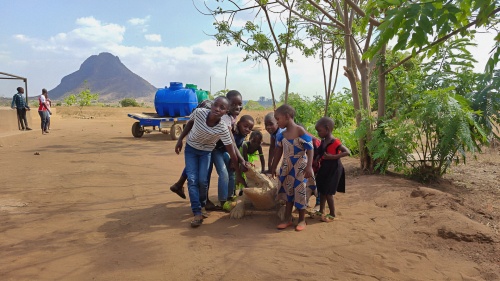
[11,87,31,130]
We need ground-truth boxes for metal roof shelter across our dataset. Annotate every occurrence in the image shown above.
[0,71,29,101]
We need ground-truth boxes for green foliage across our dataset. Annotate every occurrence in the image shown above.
[64,94,77,106]
[56,102,62,106]
[285,92,358,155]
[365,0,500,73]
[120,98,140,107]
[214,89,229,98]
[64,83,99,114]
[244,100,265,110]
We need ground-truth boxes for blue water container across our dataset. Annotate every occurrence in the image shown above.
[154,82,198,117]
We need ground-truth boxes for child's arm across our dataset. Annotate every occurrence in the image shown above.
[175,120,194,154]
[258,146,265,173]
[323,145,350,160]
[304,148,314,178]
[270,145,283,178]
[266,135,276,173]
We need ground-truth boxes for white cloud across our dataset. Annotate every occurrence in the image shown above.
[128,15,151,26]
[144,34,162,42]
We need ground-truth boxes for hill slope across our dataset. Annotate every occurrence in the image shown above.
[49,52,157,101]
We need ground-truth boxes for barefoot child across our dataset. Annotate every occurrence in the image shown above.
[271,104,314,232]
[175,96,240,228]
[314,117,350,222]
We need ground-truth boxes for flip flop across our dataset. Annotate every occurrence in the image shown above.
[321,214,335,223]
[170,185,186,199]
[295,223,307,231]
[277,221,293,230]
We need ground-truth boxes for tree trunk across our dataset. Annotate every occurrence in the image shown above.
[265,59,277,110]
[377,44,387,122]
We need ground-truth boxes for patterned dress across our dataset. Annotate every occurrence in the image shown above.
[276,132,317,209]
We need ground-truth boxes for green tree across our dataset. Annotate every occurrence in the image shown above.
[64,94,77,106]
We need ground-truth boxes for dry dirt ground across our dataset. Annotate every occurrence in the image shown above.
[0,106,498,281]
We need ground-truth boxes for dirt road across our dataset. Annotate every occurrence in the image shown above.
[1,107,498,280]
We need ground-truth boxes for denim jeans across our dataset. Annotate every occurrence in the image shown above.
[210,149,235,201]
[38,110,49,131]
[184,144,212,216]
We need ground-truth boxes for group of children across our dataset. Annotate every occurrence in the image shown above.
[173,91,349,230]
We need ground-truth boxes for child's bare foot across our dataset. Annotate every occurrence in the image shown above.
[169,183,186,199]
[321,214,334,223]
[295,220,307,231]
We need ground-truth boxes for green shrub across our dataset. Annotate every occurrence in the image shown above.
[120,98,140,107]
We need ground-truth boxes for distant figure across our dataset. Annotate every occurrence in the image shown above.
[45,91,52,130]
[38,89,52,135]
[11,87,31,130]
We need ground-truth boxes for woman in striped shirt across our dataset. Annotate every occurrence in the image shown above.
[175,96,240,228]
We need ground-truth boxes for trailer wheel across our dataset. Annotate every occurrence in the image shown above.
[170,124,183,140]
[132,122,144,138]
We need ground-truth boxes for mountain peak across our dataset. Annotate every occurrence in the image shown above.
[49,53,157,101]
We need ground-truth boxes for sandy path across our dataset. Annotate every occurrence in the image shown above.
[0,112,498,280]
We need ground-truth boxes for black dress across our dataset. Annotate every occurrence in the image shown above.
[316,139,345,195]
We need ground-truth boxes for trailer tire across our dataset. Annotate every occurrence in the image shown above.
[170,124,183,140]
[132,122,144,138]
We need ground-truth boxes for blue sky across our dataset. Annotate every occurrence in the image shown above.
[0,0,496,101]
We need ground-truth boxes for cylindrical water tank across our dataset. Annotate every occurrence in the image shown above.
[154,82,198,117]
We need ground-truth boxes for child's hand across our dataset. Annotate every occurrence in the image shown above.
[174,141,183,154]
[304,167,314,178]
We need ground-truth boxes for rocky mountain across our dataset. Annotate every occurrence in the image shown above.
[49,52,157,101]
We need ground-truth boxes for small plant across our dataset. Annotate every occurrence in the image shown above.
[120,98,140,107]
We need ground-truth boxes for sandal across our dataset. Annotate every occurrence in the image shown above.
[277,220,294,230]
[295,222,307,231]
[321,214,335,223]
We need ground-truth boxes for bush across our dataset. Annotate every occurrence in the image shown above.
[120,98,140,107]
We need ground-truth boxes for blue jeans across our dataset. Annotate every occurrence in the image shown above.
[184,144,212,216]
[38,111,49,131]
[210,149,235,201]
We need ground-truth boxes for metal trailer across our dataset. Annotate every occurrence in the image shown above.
[127,112,189,140]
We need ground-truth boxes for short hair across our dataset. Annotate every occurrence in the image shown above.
[250,130,263,140]
[226,90,242,100]
[264,112,276,123]
[239,114,254,124]
[17,87,23,92]
[316,117,335,130]
[214,96,229,103]
[275,104,295,119]
[42,88,48,93]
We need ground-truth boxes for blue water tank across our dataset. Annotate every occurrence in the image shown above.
[154,82,198,117]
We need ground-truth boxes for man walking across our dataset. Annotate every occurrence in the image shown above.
[11,87,32,130]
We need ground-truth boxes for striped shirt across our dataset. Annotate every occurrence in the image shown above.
[186,108,233,151]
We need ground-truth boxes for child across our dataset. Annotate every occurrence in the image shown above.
[170,91,245,200]
[270,104,314,232]
[314,117,350,222]
[210,114,254,210]
[236,130,265,196]
[174,96,240,228]
[263,112,283,174]
[241,130,265,172]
